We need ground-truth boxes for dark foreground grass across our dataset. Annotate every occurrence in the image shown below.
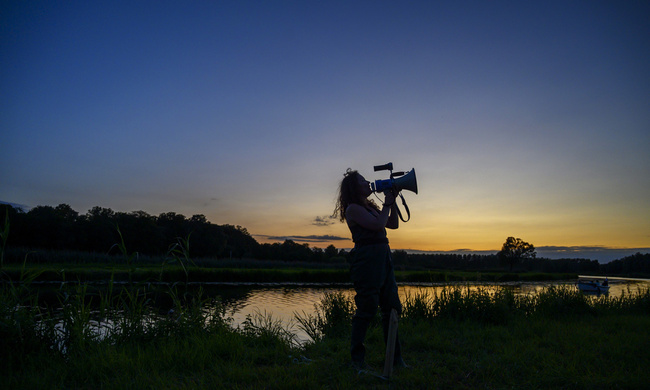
[6,316,649,389]
[2,283,649,389]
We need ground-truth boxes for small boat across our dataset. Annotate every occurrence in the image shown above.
[577,279,610,294]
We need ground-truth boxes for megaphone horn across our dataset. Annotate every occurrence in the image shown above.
[393,169,418,194]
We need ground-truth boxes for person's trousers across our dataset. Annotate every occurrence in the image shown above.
[349,243,403,364]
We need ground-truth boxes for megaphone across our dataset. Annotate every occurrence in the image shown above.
[371,168,418,194]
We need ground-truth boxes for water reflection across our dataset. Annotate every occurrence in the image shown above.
[212,278,650,343]
[32,278,650,347]
[214,286,353,344]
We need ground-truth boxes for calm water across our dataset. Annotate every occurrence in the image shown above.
[33,277,650,346]
[213,277,650,344]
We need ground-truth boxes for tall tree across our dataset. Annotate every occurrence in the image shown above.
[220,225,259,259]
[25,205,79,250]
[497,237,536,271]
[324,244,339,259]
[83,206,117,252]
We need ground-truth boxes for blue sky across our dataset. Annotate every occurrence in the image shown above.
[2,1,649,261]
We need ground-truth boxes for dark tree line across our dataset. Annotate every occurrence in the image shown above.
[394,251,609,274]
[1,204,258,259]
[252,241,346,263]
[395,237,648,275]
[601,252,650,275]
[1,204,648,274]
[0,204,346,263]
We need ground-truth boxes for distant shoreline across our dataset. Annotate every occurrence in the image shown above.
[397,247,650,263]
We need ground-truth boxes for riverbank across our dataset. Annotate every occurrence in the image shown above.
[1,263,579,285]
[2,280,649,389]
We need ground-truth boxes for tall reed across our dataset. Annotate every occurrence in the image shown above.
[295,285,650,345]
[109,224,138,287]
[161,234,196,283]
[294,291,355,342]
[400,284,650,324]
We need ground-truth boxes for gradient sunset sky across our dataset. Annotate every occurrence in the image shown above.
[2,1,649,261]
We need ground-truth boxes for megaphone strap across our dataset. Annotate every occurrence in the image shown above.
[396,192,411,222]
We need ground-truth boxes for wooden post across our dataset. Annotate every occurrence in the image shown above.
[382,308,399,379]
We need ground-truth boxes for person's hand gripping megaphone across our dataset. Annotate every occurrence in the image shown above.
[383,188,396,208]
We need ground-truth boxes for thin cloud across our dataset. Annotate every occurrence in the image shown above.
[202,197,219,207]
[256,234,350,243]
[312,215,337,227]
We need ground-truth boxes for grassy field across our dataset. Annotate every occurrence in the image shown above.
[1,245,586,284]
[0,261,578,285]
[2,273,649,389]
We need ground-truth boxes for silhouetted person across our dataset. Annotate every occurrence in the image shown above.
[334,169,406,370]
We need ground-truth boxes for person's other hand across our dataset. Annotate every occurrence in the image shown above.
[383,190,396,206]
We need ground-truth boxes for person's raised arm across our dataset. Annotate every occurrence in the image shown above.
[346,191,398,231]
[386,197,399,230]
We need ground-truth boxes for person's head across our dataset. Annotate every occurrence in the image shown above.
[333,169,375,222]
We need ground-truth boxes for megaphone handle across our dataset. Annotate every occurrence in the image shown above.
[396,193,411,222]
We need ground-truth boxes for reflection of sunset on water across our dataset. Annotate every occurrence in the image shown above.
[223,279,650,342]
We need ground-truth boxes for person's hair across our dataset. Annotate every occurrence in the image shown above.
[333,168,379,222]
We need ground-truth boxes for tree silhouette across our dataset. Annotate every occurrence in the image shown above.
[497,236,536,271]
[114,210,163,255]
[83,206,118,252]
[324,244,338,259]
[220,225,258,259]
[24,204,79,250]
